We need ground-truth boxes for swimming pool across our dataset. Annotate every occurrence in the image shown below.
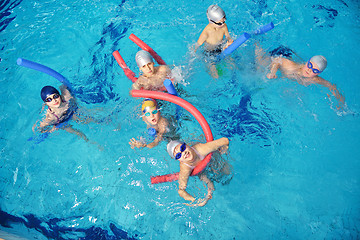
[1,0,359,239]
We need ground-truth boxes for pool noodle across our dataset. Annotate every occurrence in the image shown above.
[219,32,251,59]
[112,50,137,83]
[129,34,167,65]
[218,22,275,60]
[250,22,274,35]
[163,79,181,120]
[17,58,73,90]
[131,90,214,184]
[163,79,177,96]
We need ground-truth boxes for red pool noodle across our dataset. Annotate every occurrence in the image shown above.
[131,90,214,184]
[129,34,167,66]
[112,50,137,83]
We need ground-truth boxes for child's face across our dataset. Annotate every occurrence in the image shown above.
[140,62,155,77]
[211,17,226,28]
[301,61,320,78]
[45,93,62,108]
[142,107,160,125]
[173,143,194,161]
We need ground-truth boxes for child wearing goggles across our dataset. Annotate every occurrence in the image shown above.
[195,5,233,78]
[166,137,231,207]
[35,84,90,142]
[256,46,345,109]
[129,99,174,149]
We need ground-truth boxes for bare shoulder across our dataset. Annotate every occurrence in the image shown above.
[158,65,170,73]
[200,24,212,37]
[157,117,169,133]
[60,85,73,101]
[281,58,297,67]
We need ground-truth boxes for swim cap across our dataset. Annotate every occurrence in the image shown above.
[207,5,226,22]
[141,98,157,113]
[167,140,184,158]
[310,55,327,72]
[135,50,154,68]
[41,86,60,102]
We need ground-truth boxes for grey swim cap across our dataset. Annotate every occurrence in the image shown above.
[207,5,226,22]
[310,55,327,72]
[135,50,153,68]
[167,140,184,158]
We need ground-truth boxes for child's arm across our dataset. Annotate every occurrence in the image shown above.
[178,165,196,202]
[224,25,233,45]
[59,84,73,102]
[195,28,209,52]
[64,125,89,142]
[196,137,229,156]
[267,57,284,79]
[131,77,142,90]
[38,114,57,133]
[316,77,345,108]
[189,173,214,207]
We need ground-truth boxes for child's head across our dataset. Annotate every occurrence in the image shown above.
[136,50,155,77]
[141,98,161,125]
[207,5,226,26]
[41,86,61,108]
[302,55,327,78]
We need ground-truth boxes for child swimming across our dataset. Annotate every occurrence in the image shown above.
[129,98,176,149]
[256,45,345,109]
[35,85,89,142]
[131,50,172,91]
[268,54,345,108]
[196,5,233,53]
[195,5,234,78]
[166,137,231,207]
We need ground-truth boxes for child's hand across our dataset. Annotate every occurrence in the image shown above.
[223,39,234,50]
[129,138,146,149]
[267,72,277,79]
[184,195,212,207]
[219,145,229,154]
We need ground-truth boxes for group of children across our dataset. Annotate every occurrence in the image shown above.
[34,4,345,207]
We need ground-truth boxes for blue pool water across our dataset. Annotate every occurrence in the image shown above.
[1,0,360,239]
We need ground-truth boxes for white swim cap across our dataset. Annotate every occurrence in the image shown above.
[167,140,184,158]
[207,5,226,22]
[310,55,327,72]
[135,50,153,68]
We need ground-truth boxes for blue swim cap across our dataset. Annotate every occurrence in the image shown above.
[41,86,60,102]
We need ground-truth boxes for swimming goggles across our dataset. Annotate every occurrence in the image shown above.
[140,108,161,117]
[307,60,321,74]
[175,143,187,160]
[45,93,60,102]
[211,17,226,26]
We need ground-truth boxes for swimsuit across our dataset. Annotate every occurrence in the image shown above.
[48,99,78,127]
[269,45,294,58]
[203,47,222,58]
